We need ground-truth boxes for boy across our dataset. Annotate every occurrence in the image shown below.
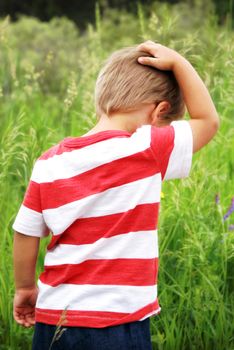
[13,41,219,350]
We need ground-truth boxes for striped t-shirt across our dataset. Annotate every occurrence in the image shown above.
[13,120,193,328]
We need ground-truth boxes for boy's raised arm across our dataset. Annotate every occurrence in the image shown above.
[137,41,220,153]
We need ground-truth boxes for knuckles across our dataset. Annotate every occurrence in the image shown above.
[137,40,162,52]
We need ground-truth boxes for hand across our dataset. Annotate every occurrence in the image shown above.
[137,40,184,71]
[13,286,38,327]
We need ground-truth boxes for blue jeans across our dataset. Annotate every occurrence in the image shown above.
[32,318,152,350]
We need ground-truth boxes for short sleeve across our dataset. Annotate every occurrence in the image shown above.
[150,120,193,181]
[12,161,50,237]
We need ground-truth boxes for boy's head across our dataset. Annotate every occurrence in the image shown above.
[94,45,185,125]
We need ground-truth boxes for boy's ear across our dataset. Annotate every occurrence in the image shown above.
[150,101,171,126]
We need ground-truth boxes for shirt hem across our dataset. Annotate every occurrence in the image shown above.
[35,299,160,328]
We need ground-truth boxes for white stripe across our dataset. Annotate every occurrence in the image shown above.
[139,307,161,320]
[164,120,193,180]
[36,280,157,313]
[12,205,49,237]
[32,126,151,183]
[43,173,161,235]
[45,230,158,266]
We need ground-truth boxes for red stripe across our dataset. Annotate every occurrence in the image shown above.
[23,180,42,213]
[35,299,160,327]
[40,148,159,210]
[40,258,158,287]
[39,144,62,160]
[39,132,131,160]
[39,142,81,159]
[47,203,159,248]
[63,131,131,149]
[150,125,174,179]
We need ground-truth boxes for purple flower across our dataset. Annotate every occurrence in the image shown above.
[228,224,234,231]
[223,197,234,221]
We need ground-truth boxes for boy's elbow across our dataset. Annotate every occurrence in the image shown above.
[190,114,220,153]
[211,114,220,135]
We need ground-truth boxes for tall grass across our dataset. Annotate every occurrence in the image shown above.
[0,1,233,349]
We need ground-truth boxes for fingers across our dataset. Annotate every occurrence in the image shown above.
[137,40,161,56]
[16,317,35,328]
[25,312,36,327]
[138,56,159,66]
[14,310,35,328]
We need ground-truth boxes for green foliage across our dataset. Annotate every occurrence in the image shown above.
[0,1,233,349]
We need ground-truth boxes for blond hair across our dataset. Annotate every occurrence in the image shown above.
[94,45,185,121]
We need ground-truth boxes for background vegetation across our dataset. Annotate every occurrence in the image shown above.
[0,0,233,349]
[0,0,233,29]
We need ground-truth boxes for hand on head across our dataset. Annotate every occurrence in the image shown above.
[137,40,182,71]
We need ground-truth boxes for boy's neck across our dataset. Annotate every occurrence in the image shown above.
[84,105,156,136]
[88,114,139,135]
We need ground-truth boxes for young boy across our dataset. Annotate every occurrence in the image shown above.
[13,40,219,350]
